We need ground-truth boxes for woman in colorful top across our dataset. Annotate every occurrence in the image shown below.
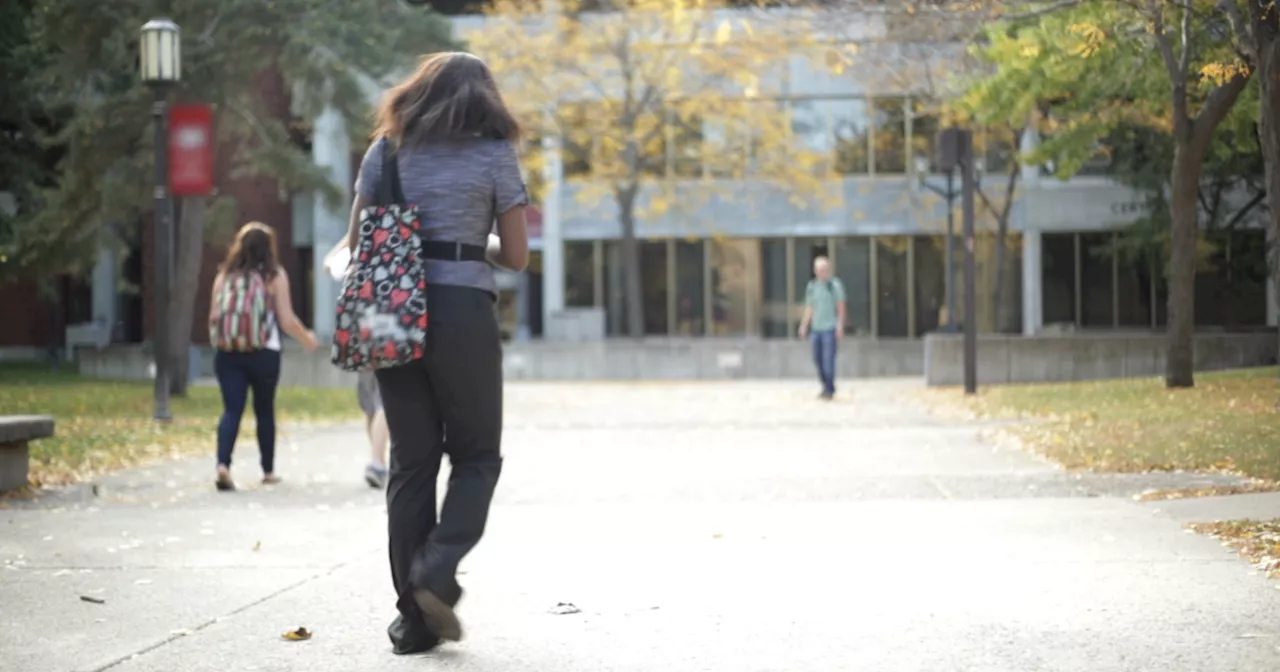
[208,222,318,491]
[346,52,528,653]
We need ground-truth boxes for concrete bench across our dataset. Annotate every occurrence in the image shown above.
[0,415,55,492]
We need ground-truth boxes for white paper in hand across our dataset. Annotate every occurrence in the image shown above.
[323,244,351,281]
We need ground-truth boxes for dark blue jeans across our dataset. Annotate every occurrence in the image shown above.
[810,329,837,396]
[214,349,282,473]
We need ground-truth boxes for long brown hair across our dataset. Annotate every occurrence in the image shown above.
[372,51,521,148]
[220,222,279,280]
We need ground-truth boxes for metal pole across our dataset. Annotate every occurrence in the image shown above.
[152,88,173,421]
[944,168,956,329]
[960,130,978,396]
[540,132,565,333]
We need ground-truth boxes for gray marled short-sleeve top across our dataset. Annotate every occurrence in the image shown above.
[354,137,528,296]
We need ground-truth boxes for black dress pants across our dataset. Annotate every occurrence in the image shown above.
[374,284,503,647]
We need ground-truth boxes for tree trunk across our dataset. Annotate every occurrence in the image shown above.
[617,186,644,339]
[167,197,206,396]
[1166,139,1204,388]
[979,150,1021,334]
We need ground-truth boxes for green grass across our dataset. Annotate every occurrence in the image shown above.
[0,363,361,486]
[936,367,1280,480]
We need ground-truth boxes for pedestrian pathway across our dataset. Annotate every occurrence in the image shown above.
[2,380,1278,671]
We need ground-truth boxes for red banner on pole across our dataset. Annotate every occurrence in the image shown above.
[168,103,214,197]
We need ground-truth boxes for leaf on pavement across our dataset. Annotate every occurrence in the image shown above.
[282,627,312,641]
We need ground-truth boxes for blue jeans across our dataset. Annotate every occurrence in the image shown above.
[810,329,837,396]
[214,349,282,473]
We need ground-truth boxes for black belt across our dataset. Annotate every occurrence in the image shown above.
[418,240,487,262]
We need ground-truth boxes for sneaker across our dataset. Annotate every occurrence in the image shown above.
[365,463,389,489]
[215,466,236,492]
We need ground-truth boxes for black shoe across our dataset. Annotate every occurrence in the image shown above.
[388,614,441,655]
[413,588,463,642]
[819,391,834,401]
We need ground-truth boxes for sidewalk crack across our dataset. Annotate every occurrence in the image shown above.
[87,550,376,672]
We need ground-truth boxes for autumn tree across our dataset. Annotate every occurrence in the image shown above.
[963,0,1252,388]
[467,0,828,337]
[803,0,1048,334]
[17,0,452,392]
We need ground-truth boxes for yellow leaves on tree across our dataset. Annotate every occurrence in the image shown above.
[1201,60,1253,87]
[464,0,832,222]
[1068,22,1107,58]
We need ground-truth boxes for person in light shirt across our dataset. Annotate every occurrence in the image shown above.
[324,241,391,488]
[797,256,847,400]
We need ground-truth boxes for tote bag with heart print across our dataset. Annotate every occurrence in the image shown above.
[331,145,428,372]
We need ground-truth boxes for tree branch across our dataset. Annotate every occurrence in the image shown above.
[1178,0,1193,77]
[1217,0,1257,61]
[1222,189,1266,230]
[1197,182,1213,218]
[1195,71,1252,135]
[1149,0,1191,131]
[1150,0,1186,88]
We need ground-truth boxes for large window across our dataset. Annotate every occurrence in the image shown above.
[1197,229,1270,328]
[603,240,668,335]
[1080,233,1114,327]
[559,103,594,179]
[641,241,669,335]
[833,237,872,335]
[704,114,749,179]
[997,234,1025,333]
[872,97,907,175]
[1042,233,1076,325]
[604,242,627,335]
[790,98,870,175]
[1117,248,1158,328]
[669,107,704,178]
[1230,229,1270,327]
[710,239,760,335]
[674,241,705,336]
[876,237,910,336]
[564,241,596,308]
[914,236,947,333]
[911,107,941,174]
[760,239,789,337]
[983,126,1018,175]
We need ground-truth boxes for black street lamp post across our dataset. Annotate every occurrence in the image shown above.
[140,18,181,421]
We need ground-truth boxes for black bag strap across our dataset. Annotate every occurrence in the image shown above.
[374,137,407,205]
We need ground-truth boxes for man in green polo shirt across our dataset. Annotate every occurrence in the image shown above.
[798,256,846,400]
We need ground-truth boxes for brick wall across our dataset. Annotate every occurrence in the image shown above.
[0,276,56,347]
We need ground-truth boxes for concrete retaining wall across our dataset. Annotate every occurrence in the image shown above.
[924,331,1278,387]
[77,346,214,384]
[76,338,925,386]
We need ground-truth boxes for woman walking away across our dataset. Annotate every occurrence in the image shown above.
[323,239,392,489]
[345,52,528,653]
[209,222,318,491]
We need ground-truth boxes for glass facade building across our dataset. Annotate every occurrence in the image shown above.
[381,12,1280,341]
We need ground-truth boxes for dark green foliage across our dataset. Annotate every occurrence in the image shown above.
[0,0,456,283]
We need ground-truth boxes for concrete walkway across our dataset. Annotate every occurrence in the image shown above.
[2,380,1279,671]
